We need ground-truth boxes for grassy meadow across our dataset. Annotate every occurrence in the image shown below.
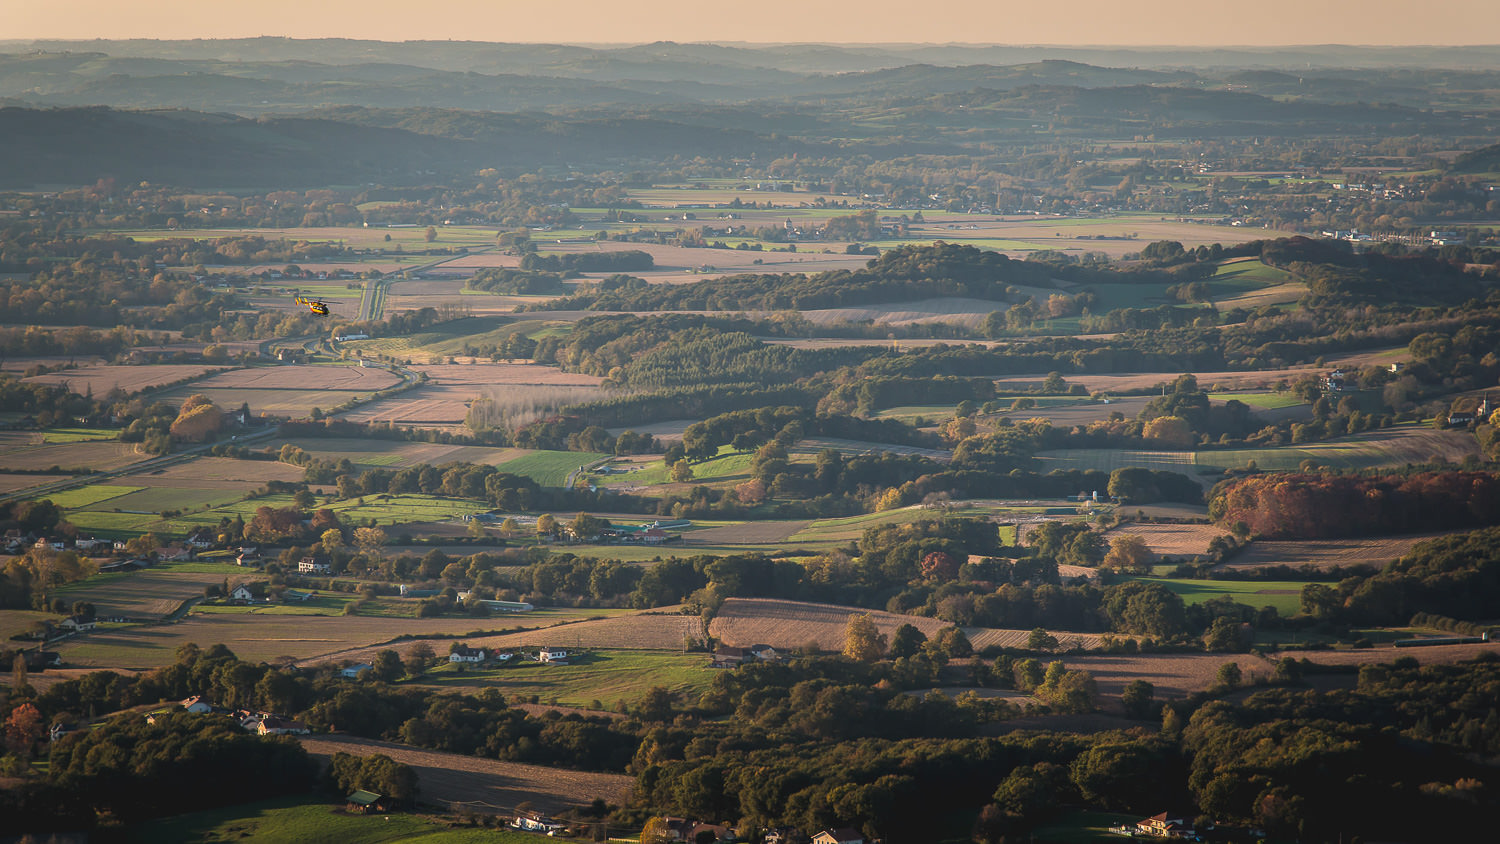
[412,649,714,709]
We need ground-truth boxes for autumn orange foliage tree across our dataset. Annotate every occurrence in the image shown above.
[1210,471,1500,539]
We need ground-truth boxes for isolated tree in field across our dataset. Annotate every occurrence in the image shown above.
[919,550,960,582]
[1027,628,1060,652]
[499,517,519,537]
[1103,534,1153,573]
[888,623,927,658]
[669,459,694,483]
[293,489,316,510]
[466,518,486,539]
[424,226,437,243]
[1121,679,1156,718]
[842,613,887,662]
[353,526,385,555]
[1216,661,1243,690]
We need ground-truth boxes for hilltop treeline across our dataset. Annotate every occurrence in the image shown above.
[1210,471,1500,539]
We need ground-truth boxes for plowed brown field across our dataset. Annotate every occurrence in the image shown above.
[299,734,630,814]
[709,597,1107,652]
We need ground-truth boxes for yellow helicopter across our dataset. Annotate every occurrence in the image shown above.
[294,296,329,316]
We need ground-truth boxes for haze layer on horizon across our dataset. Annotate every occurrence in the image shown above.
[9,1,1500,47]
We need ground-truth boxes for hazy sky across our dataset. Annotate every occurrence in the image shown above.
[9,1,1500,46]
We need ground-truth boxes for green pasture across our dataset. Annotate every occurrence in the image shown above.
[1029,809,1141,844]
[1131,577,1326,616]
[329,493,488,526]
[789,507,936,543]
[595,448,753,490]
[495,450,608,488]
[1212,257,1291,286]
[1207,392,1305,409]
[87,486,246,515]
[122,795,540,844]
[41,427,119,443]
[43,483,143,509]
[414,649,714,709]
[345,315,527,357]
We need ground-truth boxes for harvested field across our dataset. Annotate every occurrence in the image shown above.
[54,611,556,669]
[291,608,629,667]
[1104,523,1229,558]
[1268,643,1499,667]
[1061,652,1273,700]
[463,612,699,652]
[684,520,810,545]
[0,473,67,493]
[117,456,304,485]
[1219,533,1451,571]
[53,563,248,620]
[710,598,950,650]
[710,597,1107,652]
[0,440,143,472]
[964,627,1109,650]
[299,734,631,815]
[343,362,603,429]
[181,365,401,392]
[1033,449,1202,479]
[24,364,219,395]
[606,418,696,442]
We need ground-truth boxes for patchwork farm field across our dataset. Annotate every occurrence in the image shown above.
[23,364,220,395]
[151,364,401,415]
[52,609,595,669]
[1219,533,1451,571]
[709,597,1108,652]
[53,560,247,619]
[1127,576,1328,616]
[1060,652,1272,701]
[1103,523,1229,558]
[0,437,144,472]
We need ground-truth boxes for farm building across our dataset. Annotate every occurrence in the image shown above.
[512,811,566,834]
[298,557,331,575]
[812,829,866,844]
[450,645,486,663]
[340,663,373,679]
[180,695,214,714]
[58,615,96,633]
[345,790,390,814]
[257,717,310,736]
[537,647,569,664]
